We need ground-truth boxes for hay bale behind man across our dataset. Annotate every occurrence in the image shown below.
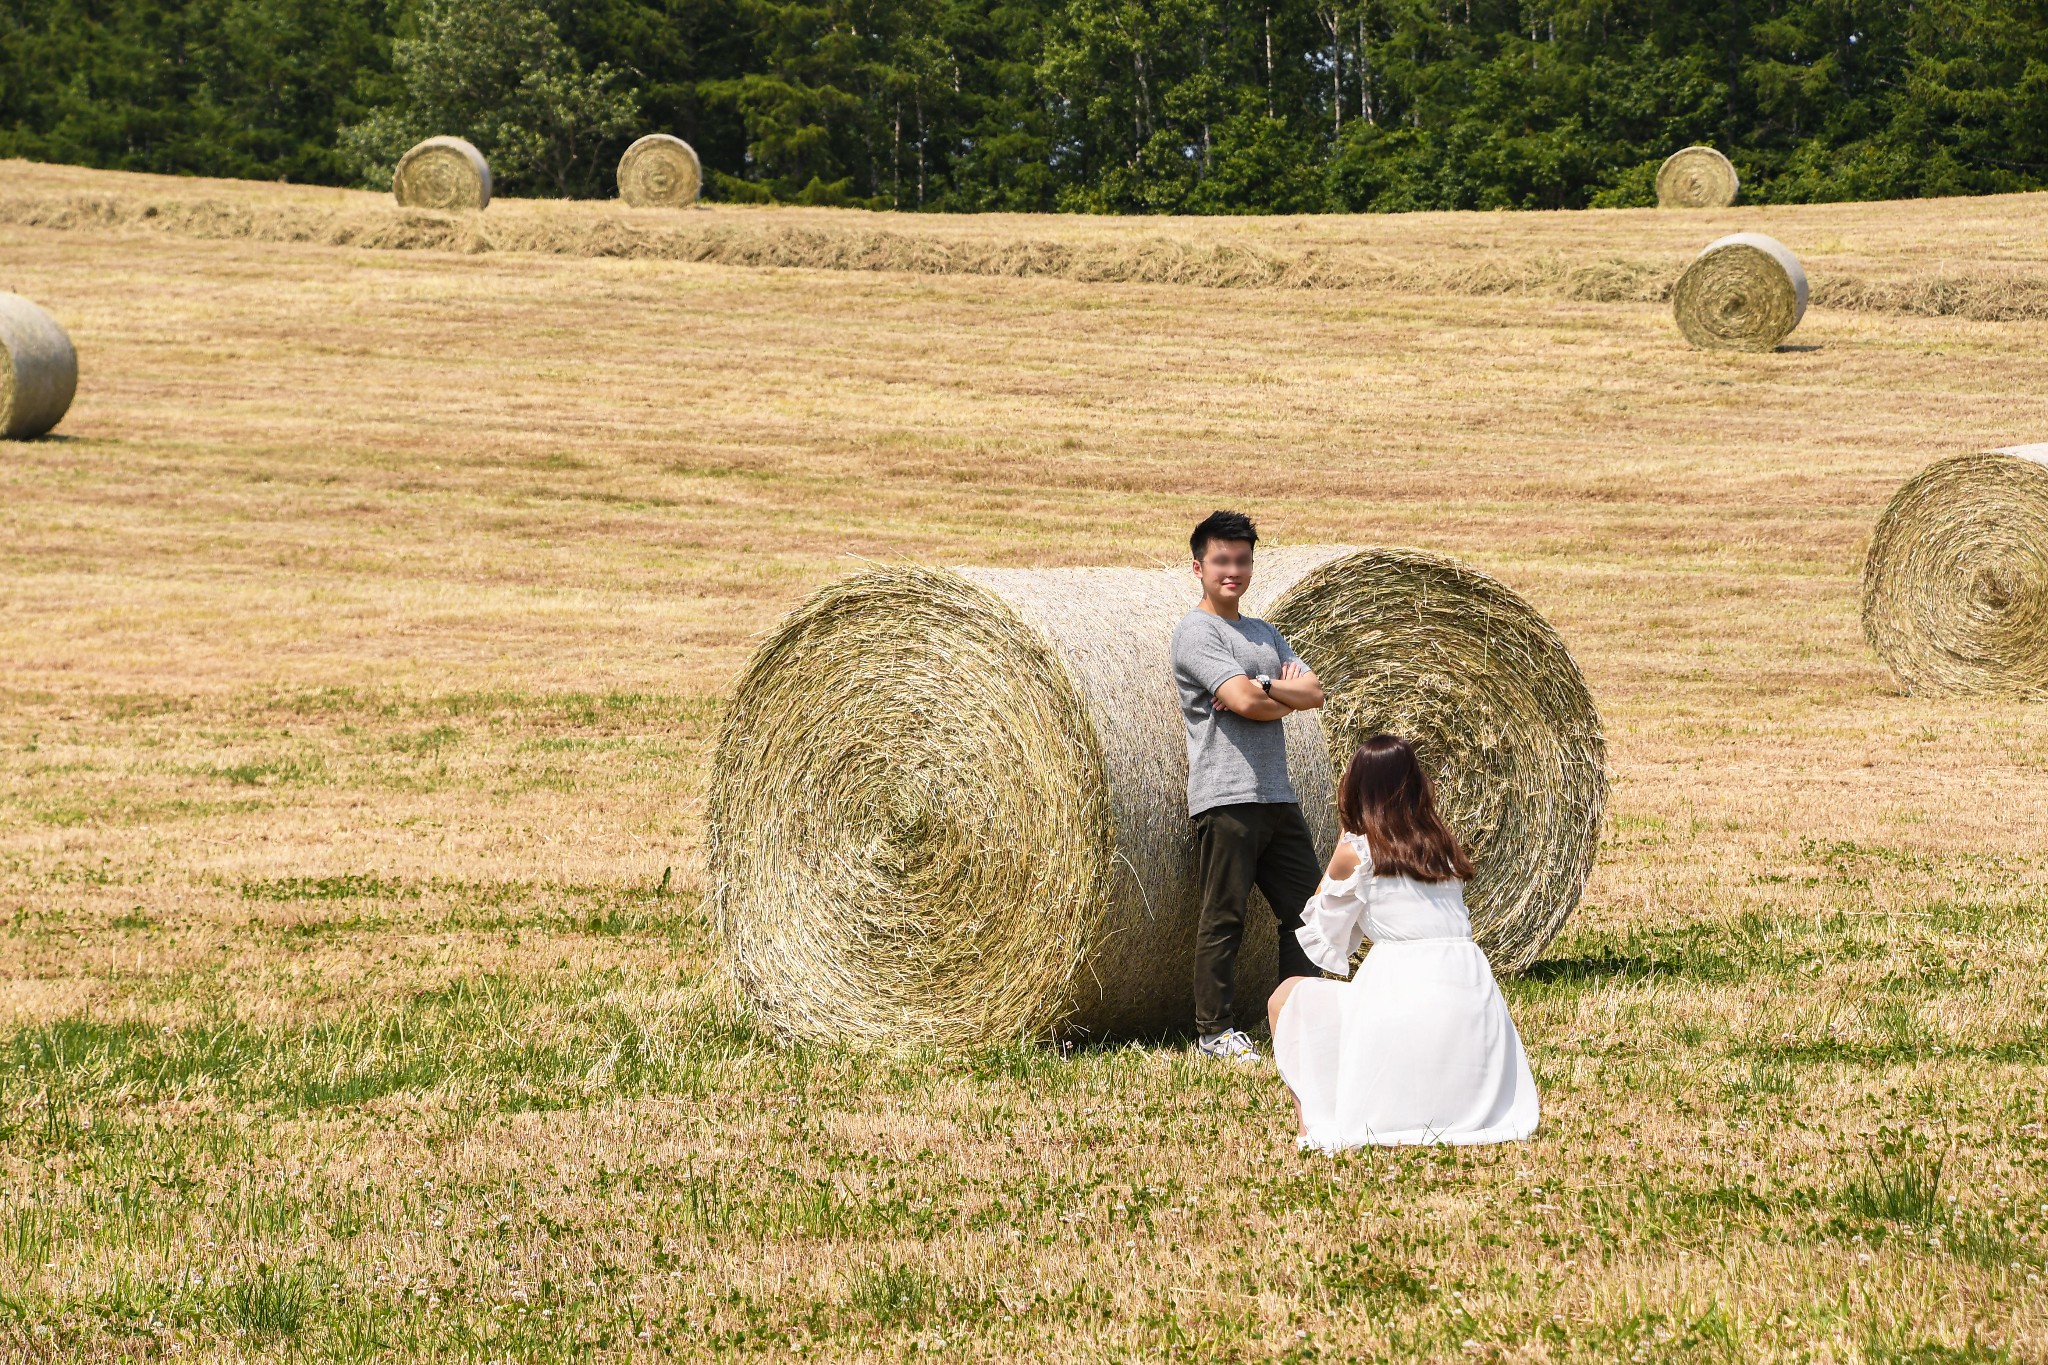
[709,548,1605,1048]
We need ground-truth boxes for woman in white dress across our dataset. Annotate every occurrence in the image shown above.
[1268,734,1539,1150]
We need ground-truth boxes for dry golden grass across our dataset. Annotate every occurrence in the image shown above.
[0,161,2043,1363]
[10,157,2048,318]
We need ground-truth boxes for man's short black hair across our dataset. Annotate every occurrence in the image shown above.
[1191,510,1259,562]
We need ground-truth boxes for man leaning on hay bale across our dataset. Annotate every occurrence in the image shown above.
[1173,511,1326,1062]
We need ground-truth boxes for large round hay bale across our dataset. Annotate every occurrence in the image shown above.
[392,136,492,211]
[1671,232,1807,352]
[709,547,1606,1048]
[1656,146,1740,209]
[1862,446,2048,697]
[617,134,702,208]
[0,292,78,440]
[1267,550,1606,973]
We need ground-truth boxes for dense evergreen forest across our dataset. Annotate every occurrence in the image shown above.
[4,0,2047,212]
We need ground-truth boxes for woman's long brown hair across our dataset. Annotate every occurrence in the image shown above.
[1336,734,1475,882]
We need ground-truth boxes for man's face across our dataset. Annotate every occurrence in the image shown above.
[1194,539,1254,604]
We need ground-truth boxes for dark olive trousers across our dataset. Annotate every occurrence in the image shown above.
[1191,800,1323,1036]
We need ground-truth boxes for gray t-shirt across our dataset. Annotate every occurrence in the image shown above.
[1171,609,1302,816]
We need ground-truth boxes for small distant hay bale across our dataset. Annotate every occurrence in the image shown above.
[709,547,1606,1049]
[392,137,492,211]
[1656,146,1740,209]
[617,134,702,208]
[1862,446,2048,697]
[1672,232,1808,351]
[0,292,78,440]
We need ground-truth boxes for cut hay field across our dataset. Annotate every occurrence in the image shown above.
[0,159,2043,1363]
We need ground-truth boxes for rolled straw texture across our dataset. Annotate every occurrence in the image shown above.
[618,135,702,208]
[1655,146,1740,209]
[1268,550,1605,974]
[710,547,1605,1048]
[393,137,492,211]
[0,292,78,439]
[1672,232,1808,351]
[1862,446,2048,697]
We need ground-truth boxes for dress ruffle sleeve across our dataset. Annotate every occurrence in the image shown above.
[1294,837,1371,977]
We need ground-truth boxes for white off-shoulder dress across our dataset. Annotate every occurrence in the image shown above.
[1274,831,1538,1150]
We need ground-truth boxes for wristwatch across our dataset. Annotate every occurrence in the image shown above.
[1256,674,1274,695]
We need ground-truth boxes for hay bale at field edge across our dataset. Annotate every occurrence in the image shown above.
[1863,446,2048,697]
[1656,146,1740,209]
[1672,232,1808,351]
[709,547,1606,1048]
[393,137,492,211]
[617,134,703,208]
[0,292,77,439]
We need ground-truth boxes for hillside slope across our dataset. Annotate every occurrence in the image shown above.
[9,159,2048,319]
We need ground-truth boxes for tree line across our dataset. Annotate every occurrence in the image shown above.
[3,0,2046,212]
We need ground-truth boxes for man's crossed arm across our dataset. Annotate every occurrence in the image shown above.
[1214,661,1324,721]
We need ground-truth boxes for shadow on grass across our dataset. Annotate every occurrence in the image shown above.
[1518,946,1736,989]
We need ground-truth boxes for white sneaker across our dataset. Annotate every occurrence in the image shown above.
[1196,1029,1262,1062]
